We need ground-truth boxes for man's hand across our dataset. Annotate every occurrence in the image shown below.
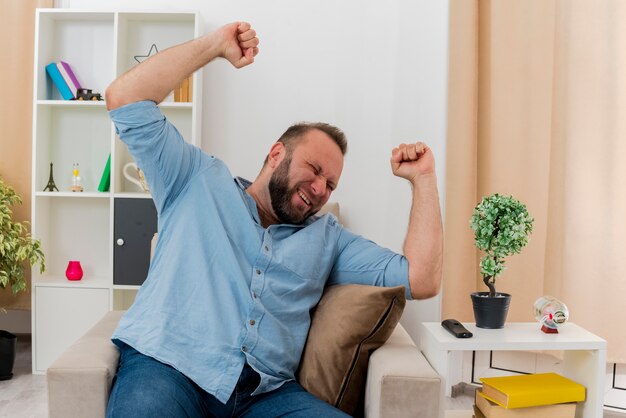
[216,22,260,69]
[106,21,260,110]
[390,142,435,183]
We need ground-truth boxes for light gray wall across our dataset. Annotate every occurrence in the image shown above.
[65,0,450,342]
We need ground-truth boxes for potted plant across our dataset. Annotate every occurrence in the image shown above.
[0,176,45,380]
[469,194,533,329]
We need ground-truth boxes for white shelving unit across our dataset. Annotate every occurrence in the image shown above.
[31,9,202,374]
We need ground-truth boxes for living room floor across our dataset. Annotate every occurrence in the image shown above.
[0,335,46,418]
[0,335,623,418]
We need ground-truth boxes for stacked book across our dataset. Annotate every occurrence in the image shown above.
[473,372,585,418]
[173,75,193,102]
[45,61,82,100]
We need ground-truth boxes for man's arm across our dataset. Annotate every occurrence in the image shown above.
[390,142,443,299]
[105,22,259,111]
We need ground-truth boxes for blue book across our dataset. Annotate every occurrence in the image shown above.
[45,62,73,100]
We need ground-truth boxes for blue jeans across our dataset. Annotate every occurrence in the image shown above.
[106,343,351,418]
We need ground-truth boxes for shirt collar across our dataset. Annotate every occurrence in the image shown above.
[234,177,319,228]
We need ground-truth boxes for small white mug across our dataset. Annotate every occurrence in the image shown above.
[123,162,149,192]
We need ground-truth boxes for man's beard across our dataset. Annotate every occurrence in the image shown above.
[268,156,312,224]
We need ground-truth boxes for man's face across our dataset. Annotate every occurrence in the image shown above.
[268,130,344,224]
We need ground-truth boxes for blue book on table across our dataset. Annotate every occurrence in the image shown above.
[45,62,73,100]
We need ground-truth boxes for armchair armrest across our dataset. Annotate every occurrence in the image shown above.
[365,323,443,418]
[47,311,124,418]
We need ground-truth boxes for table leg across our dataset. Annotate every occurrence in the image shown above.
[562,348,607,418]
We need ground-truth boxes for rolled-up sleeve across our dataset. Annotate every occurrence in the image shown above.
[109,101,208,213]
[328,228,412,300]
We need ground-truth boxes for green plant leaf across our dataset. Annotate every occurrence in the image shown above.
[0,176,46,297]
[470,193,534,292]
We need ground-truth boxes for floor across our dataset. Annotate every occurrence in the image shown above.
[0,336,623,418]
[0,335,47,418]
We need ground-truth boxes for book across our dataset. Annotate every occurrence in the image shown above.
[181,76,189,102]
[97,154,111,192]
[56,61,82,98]
[475,390,576,418]
[45,62,73,100]
[480,373,585,409]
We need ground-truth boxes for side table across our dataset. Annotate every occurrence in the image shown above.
[419,322,606,418]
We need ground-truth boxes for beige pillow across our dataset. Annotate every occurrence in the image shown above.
[297,284,406,417]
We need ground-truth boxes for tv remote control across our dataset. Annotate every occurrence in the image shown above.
[441,319,473,338]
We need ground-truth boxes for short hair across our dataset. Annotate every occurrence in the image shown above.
[263,122,348,167]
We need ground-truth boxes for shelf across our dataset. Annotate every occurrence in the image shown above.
[36,191,110,198]
[113,192,152,199]
[37,100,106,107]
[159,102,193,109]
[31,9,201,374]
[34,275,111,289]
[113,285,141,290]
[36,100,191,109]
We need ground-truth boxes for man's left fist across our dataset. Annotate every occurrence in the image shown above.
[390,142,436,182]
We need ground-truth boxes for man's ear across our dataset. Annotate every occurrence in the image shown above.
[267,142,286,169]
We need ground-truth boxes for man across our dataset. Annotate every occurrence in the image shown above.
[105,21,442,417]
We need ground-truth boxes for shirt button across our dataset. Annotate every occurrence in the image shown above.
[252,292,257,298]
[256,269,261,275]
[242,346,247,352]
[249,319,255,326]
[264,245,269,251]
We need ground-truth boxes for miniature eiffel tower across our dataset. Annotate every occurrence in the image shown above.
[43,162,59,192]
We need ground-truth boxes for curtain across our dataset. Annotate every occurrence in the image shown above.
[443,0,626,363]
[0,0,53,310]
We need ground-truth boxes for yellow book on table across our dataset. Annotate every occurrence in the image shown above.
[480,373,585,409]
[475,390,576,418]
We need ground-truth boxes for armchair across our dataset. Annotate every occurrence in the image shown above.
[47,312,442,417]
[47,203,443,417]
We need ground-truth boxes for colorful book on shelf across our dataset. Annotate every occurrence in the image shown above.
[45,62,73,100]
[480,373,585,409]
[56,61,82,98]
[475,389,576,418]
[97,154,111,192]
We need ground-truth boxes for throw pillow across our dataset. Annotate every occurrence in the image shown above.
[297,284,406,417]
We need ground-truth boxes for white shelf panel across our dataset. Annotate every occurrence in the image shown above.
[36,191,110,198]
[34,275,110,289]
[113,285,141,290]
[159,102,193,109]
[113,192,152,199]
[37,100,106,107]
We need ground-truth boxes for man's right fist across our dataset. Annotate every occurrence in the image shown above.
[218,21,260,69]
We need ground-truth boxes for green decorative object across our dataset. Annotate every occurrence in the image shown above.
[470,193,534,297]
[0,176,45,297]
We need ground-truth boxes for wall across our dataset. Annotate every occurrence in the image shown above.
[63,0,450,342]
[0,0,53,330]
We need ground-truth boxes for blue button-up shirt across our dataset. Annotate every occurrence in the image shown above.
[109,101,411,403]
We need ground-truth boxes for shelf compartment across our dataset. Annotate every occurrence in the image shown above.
[32,197,111,284]
[115,12,195,81]
[35,10,114,101]
[34,286,109,373]
[34,104,111,192]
